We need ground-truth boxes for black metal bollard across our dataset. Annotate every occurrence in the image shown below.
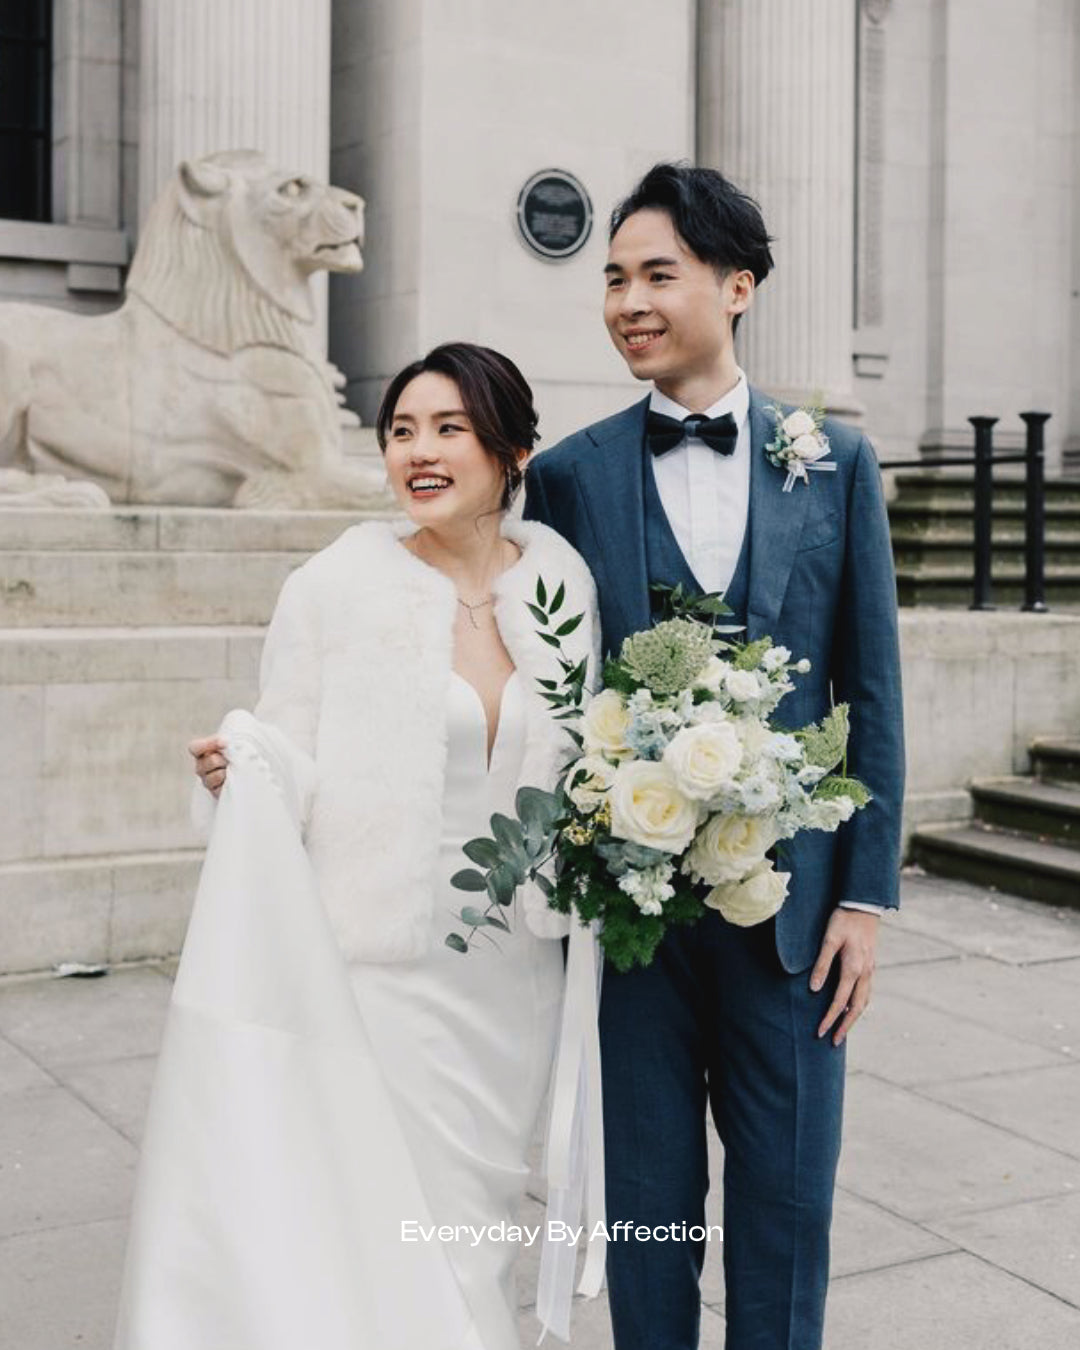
[969,416,998,610]
[1019,412,1050,613]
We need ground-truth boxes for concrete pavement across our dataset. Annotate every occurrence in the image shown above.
[3,870,1080,1348]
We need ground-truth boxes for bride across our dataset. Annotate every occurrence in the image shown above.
[115,342,602,1349]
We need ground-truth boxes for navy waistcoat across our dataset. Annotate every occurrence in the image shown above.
[642,442,751,630]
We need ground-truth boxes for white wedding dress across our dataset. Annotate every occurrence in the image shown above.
[348,669,564,1347]
[114,673,568,1350]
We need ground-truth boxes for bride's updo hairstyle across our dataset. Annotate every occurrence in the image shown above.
[376,342,540,510]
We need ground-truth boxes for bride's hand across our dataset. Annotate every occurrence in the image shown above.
[188,735,228,798]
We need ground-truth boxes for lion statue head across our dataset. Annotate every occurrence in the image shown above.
[126,149,365,356]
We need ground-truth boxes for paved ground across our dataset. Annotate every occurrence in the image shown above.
[3,869,1080,1349]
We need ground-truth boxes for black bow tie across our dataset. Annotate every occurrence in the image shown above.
[646,409,739,458]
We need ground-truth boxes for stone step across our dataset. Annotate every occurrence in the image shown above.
[0,505,382,552]
[0,504,404,627]
[1030,737,1080,786]
[1,548,308,626]
[970,777,1080,850]
[0,849,200,975]
[890,473,1080,509]
[891,534,1080,570]
[910,822,1080,909]
[1,626,260,875]
[0,623,263,683]
[894,565,1080,608]
[889,501,1080,525]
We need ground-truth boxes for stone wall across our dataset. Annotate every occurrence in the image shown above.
[328,0,696,448]
[2,502,1077,977]
[900,611,1080,835]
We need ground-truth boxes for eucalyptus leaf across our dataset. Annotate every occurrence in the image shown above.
[491,812,525,856]
[533,872,556,899]
[460,905,495,927]
[450,868,488,892]
[488,863,518,906]
[463,837,503,869]
[517,786,562,832]
[445,933,469,953]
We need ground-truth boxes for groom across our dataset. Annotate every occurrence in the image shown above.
[523,164,904,1350]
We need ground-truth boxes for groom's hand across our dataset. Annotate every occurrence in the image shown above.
[809,909,879,1047]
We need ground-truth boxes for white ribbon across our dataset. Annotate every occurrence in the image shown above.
[535,916,606,1343]
[782,460,838,493]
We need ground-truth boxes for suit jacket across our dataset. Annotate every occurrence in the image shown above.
[523,389,905,972]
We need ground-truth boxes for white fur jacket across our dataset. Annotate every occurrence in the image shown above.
[232,515,601,962]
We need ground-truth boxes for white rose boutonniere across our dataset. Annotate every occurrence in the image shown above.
[765,402,837,493]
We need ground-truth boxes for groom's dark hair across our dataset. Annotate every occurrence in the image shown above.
[610,163,774,330]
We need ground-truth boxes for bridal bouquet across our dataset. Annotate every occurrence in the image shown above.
[447,581,871,972]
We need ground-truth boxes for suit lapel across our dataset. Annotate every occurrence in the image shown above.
[746,387,810,641]
[572,396,652,642]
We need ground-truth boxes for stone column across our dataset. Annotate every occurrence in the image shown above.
[698,0,859,414]
[138,0,331,219]
[330,0,696,445]
[138,0,332,341]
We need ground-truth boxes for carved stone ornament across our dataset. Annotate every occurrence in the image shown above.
[0,149,387,509]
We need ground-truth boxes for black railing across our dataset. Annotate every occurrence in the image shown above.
[884,413,1052,612]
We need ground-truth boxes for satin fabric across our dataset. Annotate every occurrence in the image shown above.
[114,677,587,1349]
[113,710,485,1349]
[348,671,563,1347]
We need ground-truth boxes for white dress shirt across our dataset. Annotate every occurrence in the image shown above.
[649,374,751,597]
[648,376,883,920]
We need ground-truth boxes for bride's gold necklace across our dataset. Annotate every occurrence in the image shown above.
[413,529,503,629]
[457,596,494,629]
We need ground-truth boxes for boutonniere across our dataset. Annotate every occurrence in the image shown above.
[764,404,837,493]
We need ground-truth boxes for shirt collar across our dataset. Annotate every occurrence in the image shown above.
[649,370,749,433]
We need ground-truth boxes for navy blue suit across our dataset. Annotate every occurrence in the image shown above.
[523,390,904,1350]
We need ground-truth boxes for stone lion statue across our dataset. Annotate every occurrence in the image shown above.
[0,149,386,508]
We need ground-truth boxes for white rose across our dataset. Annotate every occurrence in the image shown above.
[761,645,791,672]
[684,812,780,886]
[765,733,802,763]
[662,722,743,802]
[724,668,760,703]
[705,860,790,927]
[782,409,816,439]
[581,689,633,760]
[688,700,729,726]
[609,761,701,854]
[734,716,773,759]
[692,655,731,695]
[791,433,826,462]
[566,754,617,811]
[808,795,856,831]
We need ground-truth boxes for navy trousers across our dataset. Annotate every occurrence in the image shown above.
[599,911,846,1350]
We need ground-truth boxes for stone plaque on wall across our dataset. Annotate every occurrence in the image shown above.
[516,169,593,260]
